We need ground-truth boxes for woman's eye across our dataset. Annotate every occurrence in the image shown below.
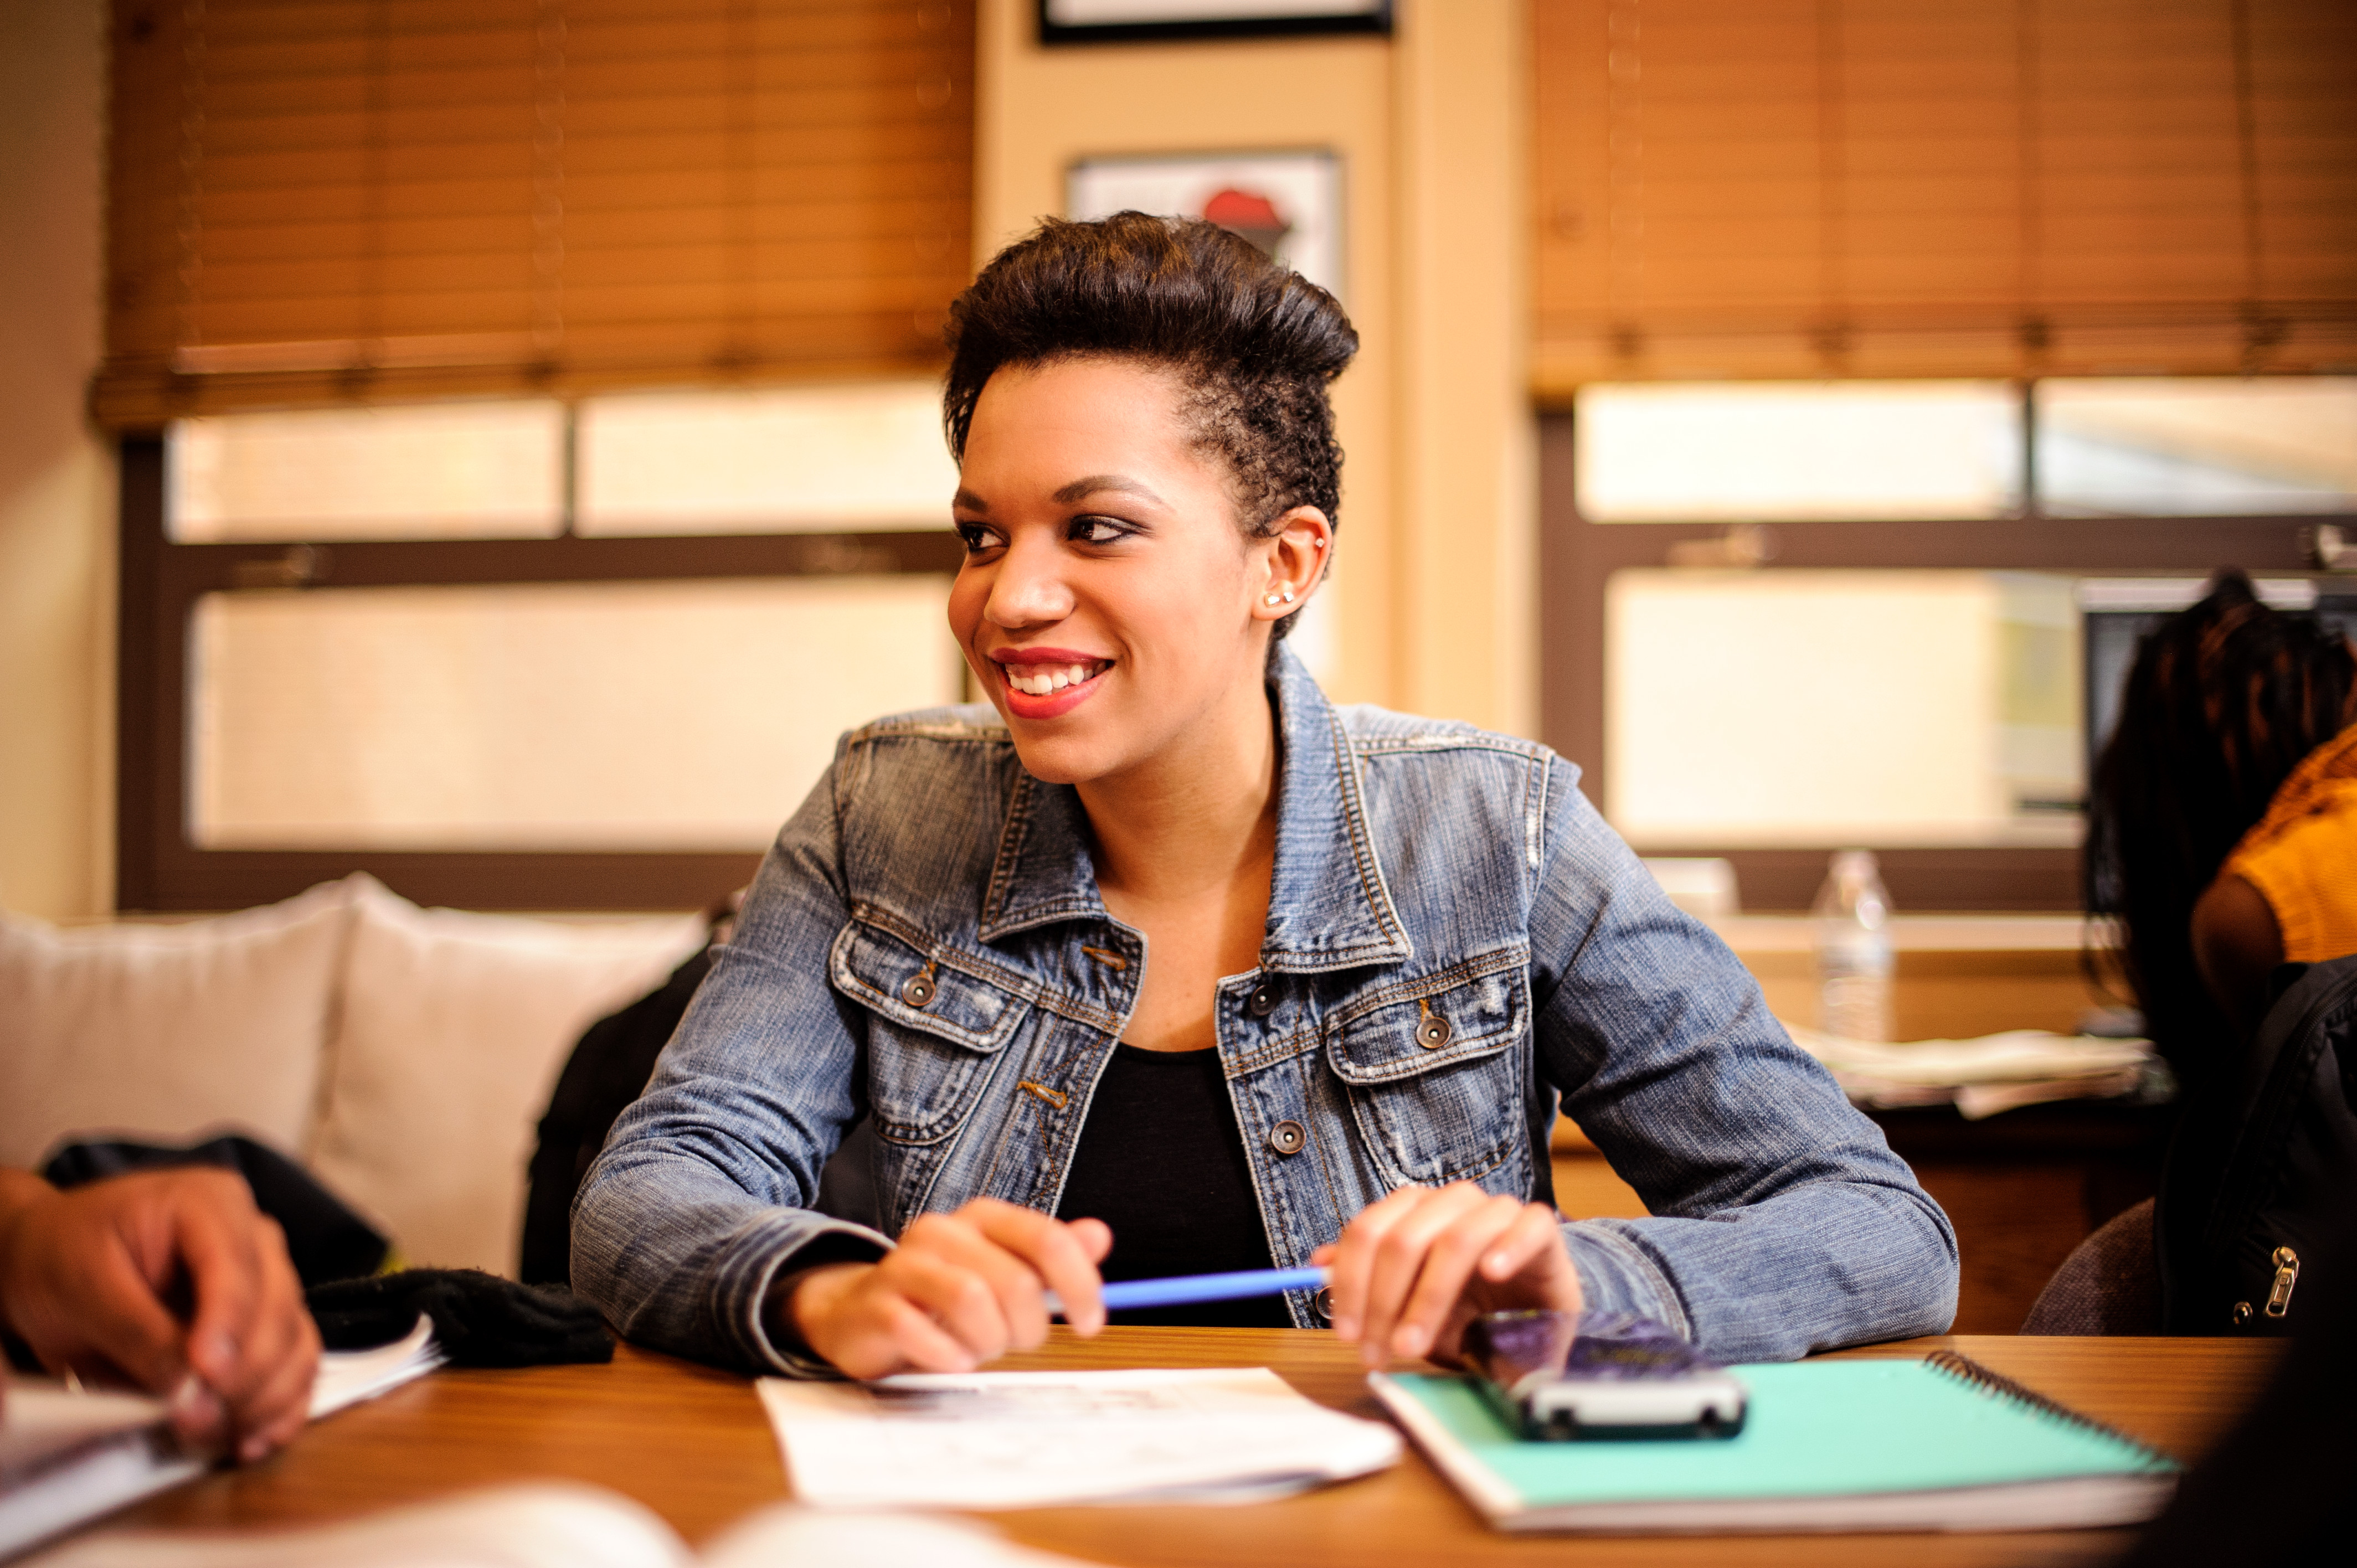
[955,522,998,553]
[1069,516,1130,545]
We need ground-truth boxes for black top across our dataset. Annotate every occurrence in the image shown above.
[1055,1044,1292,1327]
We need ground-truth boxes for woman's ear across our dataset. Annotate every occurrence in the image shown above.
[1250,507,1335,623]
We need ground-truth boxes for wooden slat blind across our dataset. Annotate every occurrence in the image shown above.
[98,0,974,427]
[1533,0,2357,390]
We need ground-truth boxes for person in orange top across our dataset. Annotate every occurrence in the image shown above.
[2198,720,2357,1033]
[2087,570,2357,1088]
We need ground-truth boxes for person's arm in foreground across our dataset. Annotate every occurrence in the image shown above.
[1321,767,1957,1369]
[0,1166,320,1459]
[570,754,1110,1378]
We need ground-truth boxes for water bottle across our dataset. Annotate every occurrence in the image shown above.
[1813,849,1894,1043]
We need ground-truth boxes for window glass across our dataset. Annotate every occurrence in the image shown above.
[577,382,958,535]
[2036,378,2357,517]
[188,578,962,851]
[1575,382,2023,522]
[168,403,565,542]
[1605,569,2081,847]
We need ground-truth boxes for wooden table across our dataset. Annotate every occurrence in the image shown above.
[109,1329,2277,1566]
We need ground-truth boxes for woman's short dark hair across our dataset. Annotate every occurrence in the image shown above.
[2085,569,2357,1082]
[941,213,1358,639]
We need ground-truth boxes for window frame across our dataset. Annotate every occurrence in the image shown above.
[1536,402,2350,912]
[115,432,966,913]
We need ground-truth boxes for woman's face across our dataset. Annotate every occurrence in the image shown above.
[948,355,1304,787]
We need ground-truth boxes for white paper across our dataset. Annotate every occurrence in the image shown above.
[1783,1025,2152,1089]
[310,1314,446,1420]
[759,1366,1399,1510]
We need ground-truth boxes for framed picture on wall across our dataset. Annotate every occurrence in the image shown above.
[1039,1,1391,45]
[1067,149,1345,299]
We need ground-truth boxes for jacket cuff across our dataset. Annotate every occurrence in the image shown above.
[1559,1219,1694,1343]
[714,1211,893,1378]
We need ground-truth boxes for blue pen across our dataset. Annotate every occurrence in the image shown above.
[1044,1265,1329,1317]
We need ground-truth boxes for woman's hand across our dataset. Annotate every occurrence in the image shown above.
[1315,1183,1582,1370]
[0,1167,321,1461]
[780,1198,1112,1380]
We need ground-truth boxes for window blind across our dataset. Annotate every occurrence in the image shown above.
[1532,0,2357,390]
[97,0,975,427]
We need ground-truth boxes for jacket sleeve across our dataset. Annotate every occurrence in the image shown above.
[1528,765,1959,1360]
[570,745,891,1376]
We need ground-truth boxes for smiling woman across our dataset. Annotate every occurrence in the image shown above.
[570,214,1960,1383]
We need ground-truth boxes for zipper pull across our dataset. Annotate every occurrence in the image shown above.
[2263,1246,2301,1318]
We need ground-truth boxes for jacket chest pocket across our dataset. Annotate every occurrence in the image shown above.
[831,920,1031,1147]
[1324,955,1531,1190]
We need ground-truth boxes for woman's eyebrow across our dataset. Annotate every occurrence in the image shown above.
[951,488,989,512]
[1052,473,1169,508]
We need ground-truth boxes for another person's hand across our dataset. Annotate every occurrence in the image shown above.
[0,1167,321,1461]
[1315,1182,1583,1370]
[779,1197,1111,1380]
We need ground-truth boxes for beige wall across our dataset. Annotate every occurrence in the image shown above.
[0,3,1541,924]
[0,0,114,919]
[974,0,1535,730]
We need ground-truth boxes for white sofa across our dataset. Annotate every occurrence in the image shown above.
[0,875,706,1278]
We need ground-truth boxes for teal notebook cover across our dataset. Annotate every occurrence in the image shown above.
[1377,1355,2178,1529]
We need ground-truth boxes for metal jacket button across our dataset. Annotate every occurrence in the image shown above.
[1415,1003,1452,1049]
[1312,1287,1334,1323]
[900,967,937,1008]
[1267,1119,1307,1156]
[1248,984,1277,1018]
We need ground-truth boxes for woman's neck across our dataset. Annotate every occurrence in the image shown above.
[1077,670,1279,909]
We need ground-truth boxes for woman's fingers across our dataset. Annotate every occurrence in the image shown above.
[1389,1194,1531,1360]
[967,1201,1107,1335]
[792,1200,1111,1379]
[1485,1201,1580,1289]
[1321,1184,1428,1342]
[1327,1184,1583,1370]
[1356,1185,1493,1366]
[881,1229,1017,1365]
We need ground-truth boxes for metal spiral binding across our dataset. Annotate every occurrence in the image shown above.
[1922,1352,2177,1471]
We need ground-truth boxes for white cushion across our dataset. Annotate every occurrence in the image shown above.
[310,876,704,1276]
[0,879,359,1170]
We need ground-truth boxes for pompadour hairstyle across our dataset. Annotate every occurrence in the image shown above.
[941,213,1358,640]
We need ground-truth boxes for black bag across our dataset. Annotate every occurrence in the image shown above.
[42,1132,388,1288]
[519,944,886,1285]
[2157,953,2357,1335]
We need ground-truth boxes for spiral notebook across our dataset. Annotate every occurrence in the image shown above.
[1370,1352,2179,1534]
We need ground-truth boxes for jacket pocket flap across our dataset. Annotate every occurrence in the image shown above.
[1325,960,1526,1086]
[831,920,1028,1054]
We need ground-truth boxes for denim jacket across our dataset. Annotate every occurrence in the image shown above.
[573,648,1958,1374]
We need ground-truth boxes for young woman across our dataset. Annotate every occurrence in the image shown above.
[2087,570,2357,1081]
[573,215,1955,1380]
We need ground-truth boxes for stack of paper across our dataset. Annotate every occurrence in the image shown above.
[759,1366,1401,1509]
[308,1314,446,1420]
[1782,1025,2158,1118]
[3,1315,446,1559]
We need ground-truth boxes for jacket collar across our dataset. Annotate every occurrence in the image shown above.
[977,646,1414,972]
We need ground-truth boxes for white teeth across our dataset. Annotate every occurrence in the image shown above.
[1006,661,1105,697]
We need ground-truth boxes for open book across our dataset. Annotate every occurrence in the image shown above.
[1,1315,445,1559]
[22,1481,1108,1568]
